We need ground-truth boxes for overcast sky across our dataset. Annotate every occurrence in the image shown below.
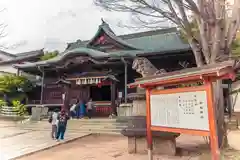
[0,0,147,54]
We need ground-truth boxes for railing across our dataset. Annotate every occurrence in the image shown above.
[28,99,63,105]
[26,100,113,117]
[1,106,18,116]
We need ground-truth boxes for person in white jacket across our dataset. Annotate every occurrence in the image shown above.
[70,99,79,119]
[49,109,59,139]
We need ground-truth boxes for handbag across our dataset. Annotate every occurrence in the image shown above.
[48,116,53,123]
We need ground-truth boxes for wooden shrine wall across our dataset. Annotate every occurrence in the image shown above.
[69,84,90,104]
[42,81,90,105]
[43,84,63,104]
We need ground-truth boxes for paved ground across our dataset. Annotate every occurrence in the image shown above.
[16,135,240,160]
[17,135,202,160]
[1,120,240,160]
[0,121,90,160]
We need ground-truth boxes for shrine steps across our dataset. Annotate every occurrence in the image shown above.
[17,118,128,135]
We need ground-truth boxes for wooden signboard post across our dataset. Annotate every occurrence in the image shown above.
[129,61,236,160]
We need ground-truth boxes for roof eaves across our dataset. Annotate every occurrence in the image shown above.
[16,49,44,57]
[14,47,110,69]
[129,60,235,88]
[0,50,16,58]
[0,49,44,65]
[135,47,192,56]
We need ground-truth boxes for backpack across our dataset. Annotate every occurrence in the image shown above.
[58,114,67,126]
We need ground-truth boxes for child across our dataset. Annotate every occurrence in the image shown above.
[56,110,69,141]
[48,109,59,139]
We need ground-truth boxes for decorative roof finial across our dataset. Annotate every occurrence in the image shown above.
[101,18,106,24]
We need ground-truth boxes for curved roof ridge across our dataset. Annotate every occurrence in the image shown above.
[87,20,139,50]
[0,50,17,58]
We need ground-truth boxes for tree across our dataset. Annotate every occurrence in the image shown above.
[0,74,33,94]
[40,50,59,61]
[94,0,240,148]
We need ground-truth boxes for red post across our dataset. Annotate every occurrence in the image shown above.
[205,81,220,160]
[146,88,153,160]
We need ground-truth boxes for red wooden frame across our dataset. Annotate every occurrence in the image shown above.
[128,63,236,160]
[146,83,219,160]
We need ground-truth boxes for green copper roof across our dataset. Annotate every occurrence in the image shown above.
[124,32,190,52]
[66,27,190,54]
[13,48,109,69]
[14,22,191,71]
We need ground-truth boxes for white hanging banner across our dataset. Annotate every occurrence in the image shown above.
[75,76,107,85]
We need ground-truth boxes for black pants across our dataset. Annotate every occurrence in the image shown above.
[87,109,92,119]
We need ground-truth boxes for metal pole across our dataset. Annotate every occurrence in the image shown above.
[121,58,128,103]
[39,67,45,105]
[124,62,128,103]
[228,83,232,118]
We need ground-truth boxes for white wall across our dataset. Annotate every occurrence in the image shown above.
[0,63,39,84]
[0,54,14,61]
[0,64,18,75]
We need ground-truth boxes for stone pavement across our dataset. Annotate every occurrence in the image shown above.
[16,134,240,160]
[17,135,201,160]
[1,120,240,160]
[0,123,90,160]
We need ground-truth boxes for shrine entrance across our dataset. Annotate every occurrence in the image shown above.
[90,85,111,102]
[67,75,117,117]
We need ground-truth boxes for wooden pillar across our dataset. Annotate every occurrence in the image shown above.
[62,84,71,112]
[111,81,117,115]
[205,81,220,160]
[146,88,153,160]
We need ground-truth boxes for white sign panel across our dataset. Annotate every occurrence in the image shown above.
[118,92,123,98]
[150,91,209,131]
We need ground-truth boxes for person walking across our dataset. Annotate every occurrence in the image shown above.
[80,100,86,118]
[77,100,84,119]
[70,99,79,119]
[86,98,94,119]
[56,110,69,141]
[48,109,59,139]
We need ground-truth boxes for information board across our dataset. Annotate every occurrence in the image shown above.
[150,91,209,131]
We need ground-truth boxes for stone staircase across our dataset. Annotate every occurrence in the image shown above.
[16,118,128,135]
[0,106,28,121]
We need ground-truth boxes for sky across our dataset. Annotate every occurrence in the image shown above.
[0,0,147,54]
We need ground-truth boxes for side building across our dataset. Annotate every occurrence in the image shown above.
[0,49,44,76]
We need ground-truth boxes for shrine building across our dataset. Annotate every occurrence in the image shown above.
[13,20,195,117]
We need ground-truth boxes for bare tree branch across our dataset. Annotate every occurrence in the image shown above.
[95,0,240,65]
[226,0,240,48]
